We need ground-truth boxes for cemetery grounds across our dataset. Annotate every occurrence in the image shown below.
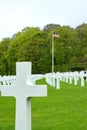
[0,78,87,130]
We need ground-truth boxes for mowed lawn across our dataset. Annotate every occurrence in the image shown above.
[0,78,87,130]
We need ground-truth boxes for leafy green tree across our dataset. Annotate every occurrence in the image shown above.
[18,31,51,73]
[43,23,60,32]
[0,23,87,75]
[76,23,87,63]
[0,38,11,75]
[7,27,41,74]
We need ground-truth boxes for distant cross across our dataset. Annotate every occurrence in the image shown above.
[0,62,47,130]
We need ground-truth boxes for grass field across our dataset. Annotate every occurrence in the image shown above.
[0,78,87,130]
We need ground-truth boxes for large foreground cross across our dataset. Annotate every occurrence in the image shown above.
[0,62,47,130]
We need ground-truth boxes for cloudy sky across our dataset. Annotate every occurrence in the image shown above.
[0,0,87,40]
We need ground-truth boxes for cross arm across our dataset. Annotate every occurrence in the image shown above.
[26,85,47,97]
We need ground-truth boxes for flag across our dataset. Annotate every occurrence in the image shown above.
[53,33,60,38]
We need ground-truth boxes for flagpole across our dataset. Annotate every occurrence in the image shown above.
[52,32,54,73]
[52,32,59,73]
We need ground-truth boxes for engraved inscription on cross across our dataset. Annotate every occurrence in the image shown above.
[0,62,47,130]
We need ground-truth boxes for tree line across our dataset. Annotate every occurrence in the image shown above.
[0,23,87,75]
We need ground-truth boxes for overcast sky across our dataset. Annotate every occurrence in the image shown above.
[0,0,87,40]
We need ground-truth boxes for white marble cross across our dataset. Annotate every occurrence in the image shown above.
[0,62,47,130]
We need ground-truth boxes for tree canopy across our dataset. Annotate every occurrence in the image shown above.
[0,23,87,75]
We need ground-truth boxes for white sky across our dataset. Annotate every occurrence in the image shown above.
[0,0,87,40]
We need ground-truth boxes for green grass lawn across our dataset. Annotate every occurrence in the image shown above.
[0,78,87,130]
